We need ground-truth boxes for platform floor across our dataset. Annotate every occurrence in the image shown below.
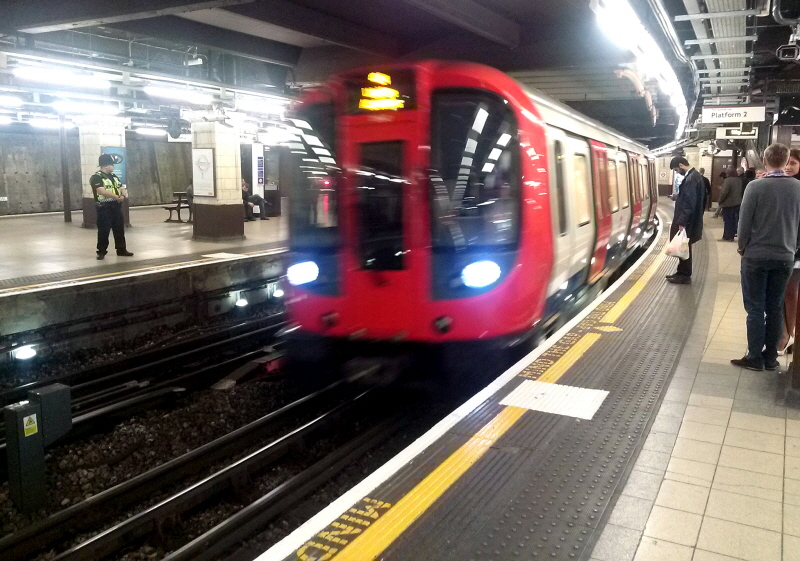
[0,205,288,291]
[591,215,800,561]
[261,206,800,561]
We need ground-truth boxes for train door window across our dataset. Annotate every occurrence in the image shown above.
[607,159,619,212]
[357,141,405,270]
[554,141,568,236]
[618,161,630,208]
[573,153,592,226]
[641,163,648,198]
[429,90,521,250]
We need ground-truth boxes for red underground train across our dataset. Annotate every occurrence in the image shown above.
[281,60,658,375]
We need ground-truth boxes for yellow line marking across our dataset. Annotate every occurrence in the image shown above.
[331,406,527,561]
[601,253,665,324]
[536,333,602,383]
[595,325,623,333]
[305,236,667,560]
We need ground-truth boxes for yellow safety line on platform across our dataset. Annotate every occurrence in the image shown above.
[600,253,666,324]
[537,333,602,383]
[310,244,667,560]
[331,405,527,561]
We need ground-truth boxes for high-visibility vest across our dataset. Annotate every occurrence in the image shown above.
[92,172,122,204]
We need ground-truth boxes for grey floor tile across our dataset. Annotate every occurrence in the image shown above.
[664,387,692,403]
[691,382,737,399]
[635,449,672,475]
[737,371,780,391]
[674,366,699,379]
[590,523,642,561]
[669,377,695,390]
[657,401,688,419]
[697,363,740,375]
[651,413,683,435]
[732,399,787,419]
[643,431,678,454]
[695,372,739,387]
[734,386,782,404]
[608,495,655,531]
[623,469,666,501]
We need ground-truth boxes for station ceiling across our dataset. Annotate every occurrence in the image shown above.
[2,0,796,148]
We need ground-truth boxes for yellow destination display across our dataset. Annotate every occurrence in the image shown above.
[348,69,415,113]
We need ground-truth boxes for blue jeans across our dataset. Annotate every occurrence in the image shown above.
[741,258,793,365]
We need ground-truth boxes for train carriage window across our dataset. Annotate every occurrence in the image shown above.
[554,141,568,236]
[618,161,630,209]
[573,154,592,226]
[429,90,521,250]
[607,159,619,213]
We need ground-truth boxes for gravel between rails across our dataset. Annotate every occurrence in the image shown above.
[0,375,307,544]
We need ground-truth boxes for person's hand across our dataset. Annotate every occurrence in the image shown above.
[248,202,255,207]
[678,226,685,232]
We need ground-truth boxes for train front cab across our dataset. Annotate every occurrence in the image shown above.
[285,63,553,375]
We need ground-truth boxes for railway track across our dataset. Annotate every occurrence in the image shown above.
[0,379,352,561]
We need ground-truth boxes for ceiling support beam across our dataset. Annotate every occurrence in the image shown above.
[226,0,400,57]
[685,35,757,45]
[697,67,752,73]
[691,53,753,60]
[675,9,761,21]
[109,15,301,67]
[0,0,254,34]
[700,77,750,82]
[400,0,520,48]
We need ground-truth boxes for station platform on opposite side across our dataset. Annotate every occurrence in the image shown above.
[261,208,800,561]
[0,205,288,295]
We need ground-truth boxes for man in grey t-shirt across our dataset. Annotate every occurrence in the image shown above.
[732,143,800,371]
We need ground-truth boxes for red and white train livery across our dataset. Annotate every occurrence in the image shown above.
[282,60,657,369]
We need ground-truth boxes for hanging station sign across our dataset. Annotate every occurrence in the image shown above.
[701,105,766,124]
[715,127,758,140]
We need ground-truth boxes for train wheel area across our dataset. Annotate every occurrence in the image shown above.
[259,209,799,561]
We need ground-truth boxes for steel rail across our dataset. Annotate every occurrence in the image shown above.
[0,379,346,561]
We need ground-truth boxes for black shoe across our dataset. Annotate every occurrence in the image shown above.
[261,217,269,220]
[731,356,764,371]
[117,250,134,257]
[667,275,691,284]
[765,360,780,371]
[96,252,106,260]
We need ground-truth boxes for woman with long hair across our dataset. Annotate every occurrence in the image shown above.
[778,148,800,355]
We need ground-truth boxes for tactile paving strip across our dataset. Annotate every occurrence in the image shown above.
[384,226,709,560]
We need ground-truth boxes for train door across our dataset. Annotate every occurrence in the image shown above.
[648,160,658,227]
[607,155,627,268]
[638,159,650,237]
[588,141,611,283]
[616,154,634,254]
[564,136,596,285]
[546,128,573,296]
[626,154,642,249]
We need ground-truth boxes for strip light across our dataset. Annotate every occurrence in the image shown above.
[0,95,23,107]
[144,86,213,105]
[52,101,121,115]
[591,0,688,139]
[135,127,168,136]
[13,66,111,89]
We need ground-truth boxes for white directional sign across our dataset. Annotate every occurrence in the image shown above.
[702,105,766,124]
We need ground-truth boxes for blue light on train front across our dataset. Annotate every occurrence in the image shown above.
[462,261,501,288]
[287,261,319,286]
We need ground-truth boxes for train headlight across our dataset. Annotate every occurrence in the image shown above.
[287,261,319,286]
[461,260,501,288]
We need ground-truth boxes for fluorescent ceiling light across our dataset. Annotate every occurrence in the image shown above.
[30,118,72,129]
[135,127,168,136]
[0,116,13,125]
[52,100,121,115]
[144,86,213,105]
[236,96,286,115]
[0,95,23,107]
[13,66,111,89]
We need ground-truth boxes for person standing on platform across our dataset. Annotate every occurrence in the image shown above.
[718,168,743,241]
[777,149,800,355]
[91,154,133,260]
[732,143,800,371]
[666,157,704,284]
[741,168,756,196]
[699,167,712,211]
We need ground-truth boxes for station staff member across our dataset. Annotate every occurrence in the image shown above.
[91,154,134,260]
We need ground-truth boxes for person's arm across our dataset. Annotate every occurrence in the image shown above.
[718,179,730,206]
[738,187,755,254]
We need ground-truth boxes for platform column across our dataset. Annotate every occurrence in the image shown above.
[78,124,127,228]
[191,121,244,241]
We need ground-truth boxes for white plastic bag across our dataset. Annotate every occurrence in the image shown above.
[666,229,690,260]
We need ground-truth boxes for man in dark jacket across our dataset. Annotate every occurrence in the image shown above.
[699,167,712,211]
[667,156,704,284]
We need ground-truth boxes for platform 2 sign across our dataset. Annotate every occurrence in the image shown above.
[701,105,766,124]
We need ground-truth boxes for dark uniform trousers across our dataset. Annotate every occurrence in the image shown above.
[96,201,126,254]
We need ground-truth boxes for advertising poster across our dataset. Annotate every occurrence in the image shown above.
[192,148,215,197]
[101,146,127,185]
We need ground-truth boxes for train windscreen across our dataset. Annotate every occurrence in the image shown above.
[429,90,520,252]
[357,141,405,270]
[287,102,340,250]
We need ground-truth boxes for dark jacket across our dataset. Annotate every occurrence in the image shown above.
[673,168,704,242]
[718,177,743,207]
